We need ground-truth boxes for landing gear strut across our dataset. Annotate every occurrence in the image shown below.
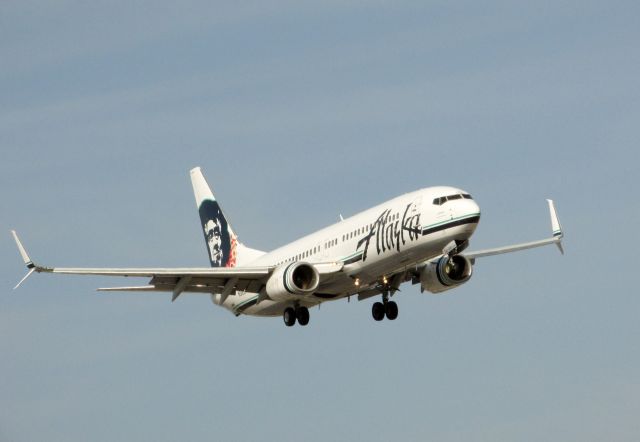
[283,306,310,327]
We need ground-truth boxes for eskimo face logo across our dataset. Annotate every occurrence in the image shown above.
[199,200,233,267]
[204,218,224,266]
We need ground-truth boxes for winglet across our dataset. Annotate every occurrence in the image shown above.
[11,230,35,268]
[11,230,37,289]
[546,200,564,254]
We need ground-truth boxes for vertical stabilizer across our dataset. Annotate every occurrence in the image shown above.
[190,167,238,267]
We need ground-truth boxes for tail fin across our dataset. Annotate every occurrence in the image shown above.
[190,167,238,267]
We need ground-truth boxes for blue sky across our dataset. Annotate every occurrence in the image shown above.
[1,1,639,441]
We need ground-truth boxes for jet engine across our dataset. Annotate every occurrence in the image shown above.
[265,261,320,301]
[420,254,473,294]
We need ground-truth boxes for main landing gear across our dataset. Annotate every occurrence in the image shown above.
[283,306,310,327]
[371,293,398,321]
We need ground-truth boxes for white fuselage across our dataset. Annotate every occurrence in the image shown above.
[217,186,481,317]
[11,167,561,327]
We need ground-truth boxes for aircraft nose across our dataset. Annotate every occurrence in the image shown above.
[457,197,481,223]
[470,199,480,217]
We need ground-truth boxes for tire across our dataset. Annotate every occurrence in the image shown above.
[372,302,385,321]
[283,307,296,327]
[385,301,398,320]
[296,306,310,326]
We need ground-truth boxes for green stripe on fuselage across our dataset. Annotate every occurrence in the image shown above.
[421,212,481,230]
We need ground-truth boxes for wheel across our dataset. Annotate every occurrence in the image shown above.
[372,302,385,321]
[296,306,310,326]
[385,301,398,320]
[283,307,296,327]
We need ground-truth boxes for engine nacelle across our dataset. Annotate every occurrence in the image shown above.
[265,261,320,301]
[420,254,473,294]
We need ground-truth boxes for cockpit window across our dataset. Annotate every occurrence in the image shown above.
[433,193,473,205]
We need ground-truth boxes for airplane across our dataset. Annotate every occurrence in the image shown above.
[12,167,564,327]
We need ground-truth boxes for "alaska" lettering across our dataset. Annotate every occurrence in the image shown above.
[356,203,421,262]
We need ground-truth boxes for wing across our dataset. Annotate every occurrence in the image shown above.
[464,199,564,261]
[11,231,345,302]
[10,230,273,301]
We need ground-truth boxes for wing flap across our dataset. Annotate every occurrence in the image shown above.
[97,285,159,292]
